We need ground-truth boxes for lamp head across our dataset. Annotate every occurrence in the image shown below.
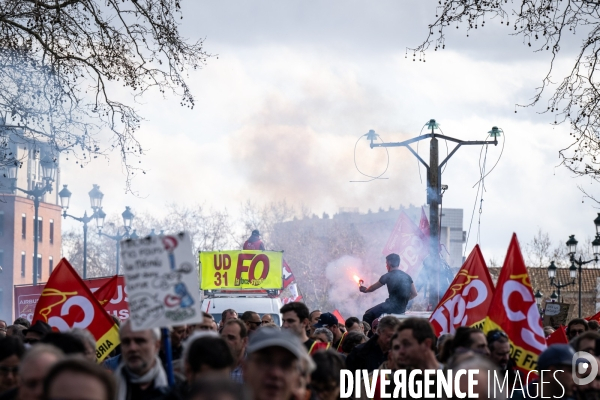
[569,262,577,279]
[548,261,557,279]
[39,155,57,182]
[122,206,134,230]
[95,208,106,230]
[566,235,578,256]
[88,184,104,210]
[58,185,72,210]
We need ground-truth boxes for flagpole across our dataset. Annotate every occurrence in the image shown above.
[161,327,175,386]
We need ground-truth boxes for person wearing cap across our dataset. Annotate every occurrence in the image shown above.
[242,327,307,400]
[359,253,418,326]
[23,321,52,345]
[243,230,265,251]
[512,344,578,400]
[313,313,344,350]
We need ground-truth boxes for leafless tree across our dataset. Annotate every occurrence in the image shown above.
[412,1,600,189]
[0,0,209,189]
[62,203,234,277]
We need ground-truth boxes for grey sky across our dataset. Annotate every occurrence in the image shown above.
[60,1,598,264]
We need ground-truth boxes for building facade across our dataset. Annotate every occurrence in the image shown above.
[0,129,62,323]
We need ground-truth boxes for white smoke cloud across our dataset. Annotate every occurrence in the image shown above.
[325,255,388,319]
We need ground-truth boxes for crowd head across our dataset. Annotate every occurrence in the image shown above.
[8,302,600,400]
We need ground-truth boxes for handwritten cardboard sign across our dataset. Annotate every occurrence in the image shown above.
[543,302,573,327]
[121,232,203,330]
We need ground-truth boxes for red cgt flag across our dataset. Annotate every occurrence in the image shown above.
[483,234,546,373]
[31,258,120,363]
[382,211,428,278]
[429,245,494,336]
[91,275,118,308]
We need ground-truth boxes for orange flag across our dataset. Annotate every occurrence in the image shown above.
[92,275,118,307]
[430,245,494,336]
[483,234,546,372]
[31,258,120,363]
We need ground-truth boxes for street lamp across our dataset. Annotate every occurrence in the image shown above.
[8,154,57,285]
[58,184,104,279]
[554,216,600,318]
[547,261,574,303]
[98,206,135,275]
[534,289,543,314]
[550,291,558,302]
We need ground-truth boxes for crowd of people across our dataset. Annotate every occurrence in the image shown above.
[1,306,599,400]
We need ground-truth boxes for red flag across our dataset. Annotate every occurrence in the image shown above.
[586,310,600,322]
[91,275,118,307]
[483,234,546,373]
[546,325,568,345]
[430,245,494,336]
[419,207,430,237]
[382,211,428,277]
[32,259,120,362]
[332,309,345,325]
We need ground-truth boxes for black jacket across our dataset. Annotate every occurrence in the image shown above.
[345,334,387,373]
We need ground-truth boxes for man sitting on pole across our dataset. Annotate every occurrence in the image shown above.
[359,253,418,326]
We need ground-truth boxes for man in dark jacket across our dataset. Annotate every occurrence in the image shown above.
[243,230,265,251]
[345,316,400,373]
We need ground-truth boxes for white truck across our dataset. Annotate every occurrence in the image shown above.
[201,293,283,325]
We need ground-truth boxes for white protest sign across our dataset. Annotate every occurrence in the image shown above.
[121,232,203,331]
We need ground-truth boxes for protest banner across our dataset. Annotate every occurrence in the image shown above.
[484,234,546,373]
[200,250,283,290]
[381,211,428,278]
[15,275,128,322]
[543,302,573,327]
[120,232,203,331]
[430,245,495,336]
[31,259,120,362]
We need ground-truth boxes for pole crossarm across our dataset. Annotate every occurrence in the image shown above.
[370,133,497,170]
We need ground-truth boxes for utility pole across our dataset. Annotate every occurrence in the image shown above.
[368,119,499,307]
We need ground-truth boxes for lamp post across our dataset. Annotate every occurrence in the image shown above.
[98,206,134,274]
[534,289,543,314]
[7,155,57,286]
[561,218,600,318]
[546,261,576,303]
[58,184,105,279]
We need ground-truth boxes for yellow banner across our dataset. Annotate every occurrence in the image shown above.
[95,325,120,363]
[200,251,283,290]
[484,318,539,371]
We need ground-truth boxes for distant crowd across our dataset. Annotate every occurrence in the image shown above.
[0,306,599,400]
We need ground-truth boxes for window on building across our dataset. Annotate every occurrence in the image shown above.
[34,254,41,280]
[21,214,26,239]
[21,251,25,277]
[34,217,43,243]
[49,219,54,244]
[49,256,53,275]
